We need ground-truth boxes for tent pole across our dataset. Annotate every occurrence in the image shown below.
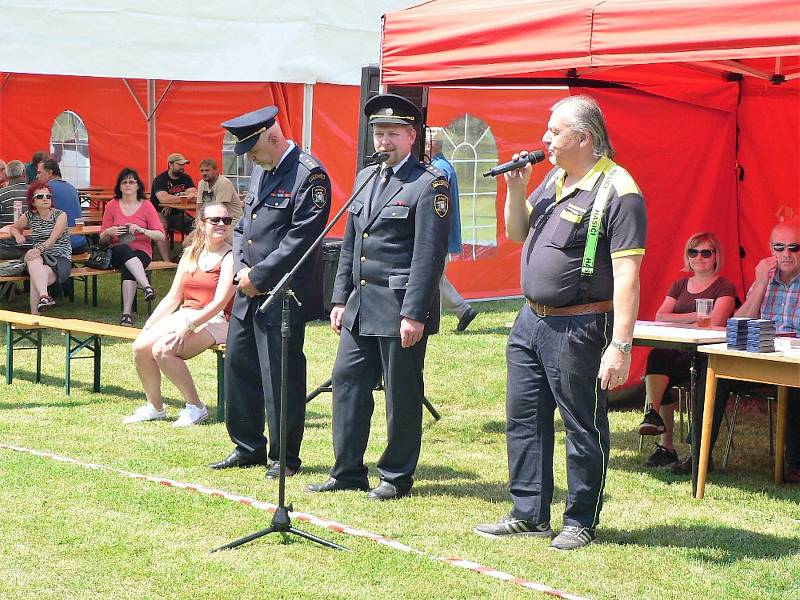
[302,83,313,153]
[147,80,156,184]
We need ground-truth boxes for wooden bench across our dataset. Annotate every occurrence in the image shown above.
[0,260,178,309]
[0,309,226,421]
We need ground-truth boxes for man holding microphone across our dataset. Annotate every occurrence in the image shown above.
[475,95,647,550]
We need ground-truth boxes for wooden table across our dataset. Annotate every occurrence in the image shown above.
[633,321,727,495]
[696,343,800,498]
[159,198,197,212]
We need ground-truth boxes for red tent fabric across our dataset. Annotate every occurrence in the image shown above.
[382,0,800,90]
[381,0,800,381]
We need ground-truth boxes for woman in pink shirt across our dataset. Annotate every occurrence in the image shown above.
[100,168,165,326]
[126,203,235,426]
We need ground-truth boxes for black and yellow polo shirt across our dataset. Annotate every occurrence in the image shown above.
[520,156,647,307]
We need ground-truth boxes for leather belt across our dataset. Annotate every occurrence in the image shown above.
[527,299,613,317]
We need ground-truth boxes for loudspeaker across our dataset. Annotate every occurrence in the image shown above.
[356,64,429,170]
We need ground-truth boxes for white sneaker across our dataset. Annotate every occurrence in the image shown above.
[172,404,209,427]
[123,403,167,424]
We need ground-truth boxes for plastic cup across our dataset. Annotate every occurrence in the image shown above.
[74,217,85,233]
[696,298,714,328]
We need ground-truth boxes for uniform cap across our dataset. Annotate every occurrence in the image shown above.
[221,106,279,155]
[364,93,421,126]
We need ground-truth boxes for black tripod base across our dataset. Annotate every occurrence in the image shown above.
[306,377,441,421]
[210,506,347,553]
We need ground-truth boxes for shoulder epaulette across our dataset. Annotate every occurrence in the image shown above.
[299,153,321,171]
[425,163,445,179]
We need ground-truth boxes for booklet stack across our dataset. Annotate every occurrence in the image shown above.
[745,319,776,353]
[726,317,750,350]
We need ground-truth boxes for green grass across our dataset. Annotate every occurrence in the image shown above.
[0,281,798,599]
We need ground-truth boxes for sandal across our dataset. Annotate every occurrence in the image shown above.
[142,286,156,302]
[37,295,56,312]
[120,314,134,327]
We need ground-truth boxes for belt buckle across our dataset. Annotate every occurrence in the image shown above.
[533,301,546,317]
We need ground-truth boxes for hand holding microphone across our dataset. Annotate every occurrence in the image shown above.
[482,150,546,178]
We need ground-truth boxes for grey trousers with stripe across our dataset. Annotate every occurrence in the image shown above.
[506,305,612,529]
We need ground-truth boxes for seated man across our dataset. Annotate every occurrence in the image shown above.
[731,220,800,482]
[150,153,197,260]
[196,158,242,241]
[0,160,30,259]
[37,158,88,254]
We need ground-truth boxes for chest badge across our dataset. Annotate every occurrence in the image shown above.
[312,186,327,208]
[434,194,449,218]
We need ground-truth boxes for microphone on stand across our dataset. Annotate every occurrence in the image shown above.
[366,151,391,165]
[482,150,546,177]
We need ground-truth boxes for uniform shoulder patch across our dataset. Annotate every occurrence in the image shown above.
[434,194,449,218]
[311,186,327,208]
[432,177,449,189]
[308,171,327,183]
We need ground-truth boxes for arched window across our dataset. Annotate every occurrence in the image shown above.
[50,111,90,188]
[439,115,499,259]
[222,132,254,194]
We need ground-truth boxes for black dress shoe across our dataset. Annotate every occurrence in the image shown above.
[265,462,299,479]
[456,307,477,332]
[209,449,266,470]
[307,477,369,493]
[366,481,411,501]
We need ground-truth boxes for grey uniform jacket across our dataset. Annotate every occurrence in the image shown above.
[332,157,451,337]
[232,145,332,325]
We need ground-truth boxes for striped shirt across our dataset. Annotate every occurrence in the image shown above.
[757,272,800,334]
[0,182,27,226]
[25,209,73,260]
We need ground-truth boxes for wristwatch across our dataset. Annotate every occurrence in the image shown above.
[610,339,632,354]
[185,318,197,333]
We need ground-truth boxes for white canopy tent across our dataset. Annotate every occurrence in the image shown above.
[0,0,415,84]
[0,0,417,179]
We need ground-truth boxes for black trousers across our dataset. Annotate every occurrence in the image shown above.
[330,324,427,487]
[506,305,612,529]
[223,308,307,471]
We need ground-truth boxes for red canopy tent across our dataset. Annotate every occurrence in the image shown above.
[381,0,800,378]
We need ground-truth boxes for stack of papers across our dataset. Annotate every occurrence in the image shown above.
[726,318,750,350]
[746,319,776,353]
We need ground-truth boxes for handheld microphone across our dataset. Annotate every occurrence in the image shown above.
[367,151,391,164]
[482,150,546,177]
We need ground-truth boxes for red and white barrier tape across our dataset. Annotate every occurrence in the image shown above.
[0,443,588,600]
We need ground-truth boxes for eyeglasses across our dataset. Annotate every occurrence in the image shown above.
[687,248,715,258]
[772,243,800,253]
[32,193,53,200]
[121,179,138,185]
[204,216,233,225]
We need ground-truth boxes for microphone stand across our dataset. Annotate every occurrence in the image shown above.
[211,159,387,554]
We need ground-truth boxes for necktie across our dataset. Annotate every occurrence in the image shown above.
[369,167,393,216]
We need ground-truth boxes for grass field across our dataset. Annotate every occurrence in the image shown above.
[0,274,798,599]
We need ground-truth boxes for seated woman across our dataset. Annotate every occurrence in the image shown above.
[125,203,235,426]
[100,168,165,326]
[0,182,72,314]
[639,232,736,468]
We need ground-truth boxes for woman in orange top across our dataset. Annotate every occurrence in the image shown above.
[126,204,235,426]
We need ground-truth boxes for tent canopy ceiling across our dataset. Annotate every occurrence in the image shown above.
[0,0,417,84]
[380,0,800,88]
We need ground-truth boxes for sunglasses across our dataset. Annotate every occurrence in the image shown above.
[204,216,233,225]
[687,248,715,258]
[772,243,800,253]
[32,193,53,200]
